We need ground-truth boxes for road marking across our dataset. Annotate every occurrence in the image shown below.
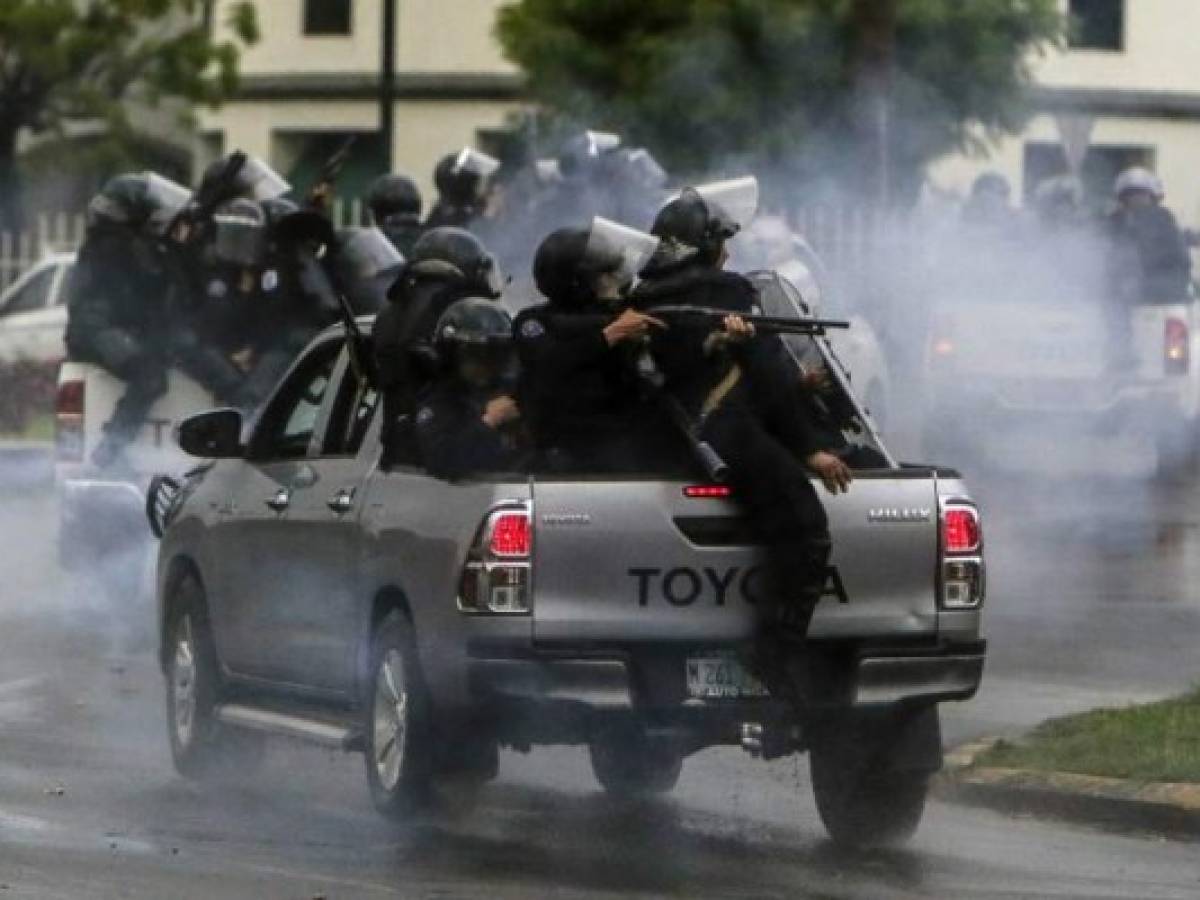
[0,675,46,697]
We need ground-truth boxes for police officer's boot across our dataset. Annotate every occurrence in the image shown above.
[90,424,131,471]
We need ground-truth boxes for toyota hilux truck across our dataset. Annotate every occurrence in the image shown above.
[149,274,987,848]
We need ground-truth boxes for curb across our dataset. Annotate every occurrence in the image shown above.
[933,737,1200,839]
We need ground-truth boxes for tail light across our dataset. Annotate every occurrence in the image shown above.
[55,378,85,463]
[1165,318,1189,375]
[683,484,733,499]
[939,501,985,610]
[459,503,531,615]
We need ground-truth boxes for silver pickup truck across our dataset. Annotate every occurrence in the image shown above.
[150,275,986,848]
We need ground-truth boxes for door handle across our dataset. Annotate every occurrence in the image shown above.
[327,488,355,515]
[265,488,291,513]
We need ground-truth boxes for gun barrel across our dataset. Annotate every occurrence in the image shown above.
[646,305,849,333]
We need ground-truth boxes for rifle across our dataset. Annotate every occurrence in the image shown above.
[653,386,730,483]
[636,304,850,335]
[308,136,357,211]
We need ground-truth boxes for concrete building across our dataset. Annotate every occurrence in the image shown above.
[931,0,1200,223]
[201,0,525,213]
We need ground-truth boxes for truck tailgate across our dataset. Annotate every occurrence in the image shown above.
[530,474,940,644]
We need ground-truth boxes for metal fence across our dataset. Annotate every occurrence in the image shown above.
[0,202,904,299]
[0,199,372,293]
[0,214,88,292]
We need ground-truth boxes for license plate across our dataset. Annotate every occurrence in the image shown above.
[686,656,768,700]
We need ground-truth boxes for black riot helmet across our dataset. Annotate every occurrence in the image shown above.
[211,198,268,270]
[433,148,499,206]
[367,173,422,222]
[334,227,406,314]
[198,152,291,205]
[261,196,300,229]
[532,218,658,308]
[648,176,759,270]
[395,227,506,299]
[433,297,514,385]
[87,172,191,235]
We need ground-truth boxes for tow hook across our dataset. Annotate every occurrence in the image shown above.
[740,722,764,756]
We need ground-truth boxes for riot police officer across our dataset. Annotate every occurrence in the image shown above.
[372,227,506,465]
[1108,167,1191,303]
[424,148,499,231]
[64,172,190,467]
[366,173,424,256]
[170,196,269,409]
[514,219,662,471]
[415,298,525,479]
[634,181,851,694]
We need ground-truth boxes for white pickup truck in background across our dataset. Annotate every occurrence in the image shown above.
[55,363,215,603]
[923,289,1200,478]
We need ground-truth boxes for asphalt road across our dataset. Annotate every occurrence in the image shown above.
[2,470,1199,899]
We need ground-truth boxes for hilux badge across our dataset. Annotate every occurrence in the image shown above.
[541,513,592,526]
[868,508,932,523]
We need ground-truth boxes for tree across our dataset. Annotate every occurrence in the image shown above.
[496,0,1063,206]
[0,0,259,228]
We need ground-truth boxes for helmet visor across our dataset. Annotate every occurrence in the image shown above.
[621,149,667,189]
[237,156,292,202]
[143,173,192,236]
[453,147,501,180]
[212,210,267,268]
[584,217,661,285]
[692,176,759,235]
[480,253,507,298]
[585,130,622,156]
[337,227,405,281]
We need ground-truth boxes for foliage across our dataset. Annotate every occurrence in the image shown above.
[496,0,1063,204]
[0,0,259,225]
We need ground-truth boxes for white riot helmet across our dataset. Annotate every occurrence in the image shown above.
[1114,166,1164,201]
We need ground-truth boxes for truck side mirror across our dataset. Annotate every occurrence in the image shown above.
[177,408,244,459]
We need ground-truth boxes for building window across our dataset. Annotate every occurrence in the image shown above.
[1068,0,1124,51]
[304,0,352,36]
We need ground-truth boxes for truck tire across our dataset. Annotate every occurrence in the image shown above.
[164,575,263,779]
[809,709,935,848]
[364,612,432,820]
[589,727,683,798]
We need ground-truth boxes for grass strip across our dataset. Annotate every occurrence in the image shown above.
[977,687,1200,783]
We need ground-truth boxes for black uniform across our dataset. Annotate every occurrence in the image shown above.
[374,276,476,432]
[512,302,645,471]
[1108,204,1192,303]
[414,381,522,480]
[634,261,831,640]
[64,226,171,451]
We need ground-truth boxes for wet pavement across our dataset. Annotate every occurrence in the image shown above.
[2,472,1199,898]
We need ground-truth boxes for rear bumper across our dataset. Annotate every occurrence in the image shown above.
[853,642,985,705]
[468,640,986,713]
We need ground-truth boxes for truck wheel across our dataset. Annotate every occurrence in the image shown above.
[589,727,683,798]
[164,575,263,778]
[364,613,432,819]
[809,742,928,848]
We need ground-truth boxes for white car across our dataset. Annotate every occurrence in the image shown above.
[0,252,74,365]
